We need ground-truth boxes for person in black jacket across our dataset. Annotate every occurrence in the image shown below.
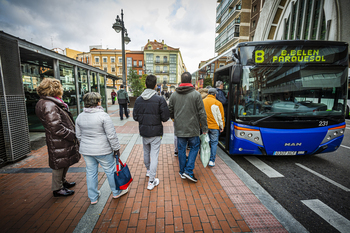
[133,75,170,190]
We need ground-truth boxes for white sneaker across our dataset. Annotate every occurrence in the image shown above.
[146,170,150,177]
[179,172,186,179]
[113,188,129,199]
[147,178,159,190]
[209,161,215,167]
[174,152,178,157]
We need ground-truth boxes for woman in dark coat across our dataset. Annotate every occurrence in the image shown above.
[35,78,81,197]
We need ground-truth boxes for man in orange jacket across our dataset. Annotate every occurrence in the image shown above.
[203,88,225,167]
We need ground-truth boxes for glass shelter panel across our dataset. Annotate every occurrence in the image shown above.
[90,72,98,92]
[78,68,88,113]
[22,62,54,131]
[59,62,77,117]
[99,74,107,111]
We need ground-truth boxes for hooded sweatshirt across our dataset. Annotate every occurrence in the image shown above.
[168,84,208,137]
[133,88,170,137]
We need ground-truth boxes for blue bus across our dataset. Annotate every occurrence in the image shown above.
[211,40,348,156]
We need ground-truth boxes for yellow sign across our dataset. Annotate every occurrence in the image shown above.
[255,49,326,64]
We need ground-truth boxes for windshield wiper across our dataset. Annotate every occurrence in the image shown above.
[249,112,283,125]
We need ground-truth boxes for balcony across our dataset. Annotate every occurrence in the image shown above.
[215,32,239,53]
[155,70,169,75]
[216,6,241,32]
[155,61,169,65]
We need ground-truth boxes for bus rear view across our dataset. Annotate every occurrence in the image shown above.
[217,40,348,156]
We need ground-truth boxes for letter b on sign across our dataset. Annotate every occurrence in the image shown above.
[255,50,264,63]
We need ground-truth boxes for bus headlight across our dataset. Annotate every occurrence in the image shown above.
[321,125,346,144]
[234,125,263,146]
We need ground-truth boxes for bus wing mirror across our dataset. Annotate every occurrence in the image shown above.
[231,65,241,84]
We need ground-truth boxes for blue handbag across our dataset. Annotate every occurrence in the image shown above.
[114,155,133,190]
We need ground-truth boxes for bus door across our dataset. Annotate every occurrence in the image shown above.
[213,65,232,151]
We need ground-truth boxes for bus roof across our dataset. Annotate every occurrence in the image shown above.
[236,40,348,48]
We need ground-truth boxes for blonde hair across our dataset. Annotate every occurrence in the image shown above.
[37,78,63,97]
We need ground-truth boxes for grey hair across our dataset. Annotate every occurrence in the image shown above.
[215,81,223,87]
[83,92,101,108]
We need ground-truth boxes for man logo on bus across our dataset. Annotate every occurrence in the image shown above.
[285,143,302,146]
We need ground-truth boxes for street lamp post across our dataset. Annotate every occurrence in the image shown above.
[112,9,131,87]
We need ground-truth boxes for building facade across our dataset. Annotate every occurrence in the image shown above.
[143,40,186,90]
[215,0,252,55]
[249,0,263,41]
[126,51,144,77]
[253,0,350,45]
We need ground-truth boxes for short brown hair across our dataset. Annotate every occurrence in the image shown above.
[36,78,63,97]
[83,92,101,108]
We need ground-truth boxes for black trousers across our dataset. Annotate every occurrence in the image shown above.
[119,103,129,119]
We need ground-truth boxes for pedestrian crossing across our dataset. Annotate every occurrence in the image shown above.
[244,155,350,232]
[301,199,350,233]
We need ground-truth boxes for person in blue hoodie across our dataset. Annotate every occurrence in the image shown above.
[133,75,170,190]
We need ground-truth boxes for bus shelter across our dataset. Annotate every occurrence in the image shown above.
[0,31,121,164]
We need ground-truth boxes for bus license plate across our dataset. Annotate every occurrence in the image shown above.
[274,151,297,155]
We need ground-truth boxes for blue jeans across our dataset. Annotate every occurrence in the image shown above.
[83,152,121,202]
[208,129,219,162]
[177,136,200,175]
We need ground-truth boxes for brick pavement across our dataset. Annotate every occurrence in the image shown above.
[0,104,289,233]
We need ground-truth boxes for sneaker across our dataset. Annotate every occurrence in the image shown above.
[147,178,160,190]
[209,161,215,167]
[179,172,186,179]
[183,173,198,183]
[91,190,101,205]
[174,152,178,157]
[146,170,150,177]
[113,188,129,199]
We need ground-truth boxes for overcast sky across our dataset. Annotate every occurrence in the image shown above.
[0,0,217,73]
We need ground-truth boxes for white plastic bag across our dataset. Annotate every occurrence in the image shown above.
[199,134,210,168]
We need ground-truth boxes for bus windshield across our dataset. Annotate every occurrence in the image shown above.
[236,65,347,120]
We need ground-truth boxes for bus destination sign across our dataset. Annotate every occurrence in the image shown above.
[254,48,331,64]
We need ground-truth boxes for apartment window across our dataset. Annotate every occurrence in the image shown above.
[164,46,167,50]
[169,74,176,83]
[163,66,168,72]
[95,57,99,63]
[103,67,107,72]
[252,20,256,28]
[133,60,137,67]
[156,56,160,63]
[111,57,115,63]
[139,70,142,75]
[103,57,107,63]
[170,54,176,63]
[163,56,168,63]
[112,67,115,72]
[139,60,142,67]
[170,65,176,74]
[148,45,152,49]
[118,57,122,63]
[81,57,83,62]
[86,57,89,64]
[146,53,153,62]
[253,5,257,13]
[156,66,160,73]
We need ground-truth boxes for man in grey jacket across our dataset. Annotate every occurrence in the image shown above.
[117,85,130,120]
[168,72,208,182]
